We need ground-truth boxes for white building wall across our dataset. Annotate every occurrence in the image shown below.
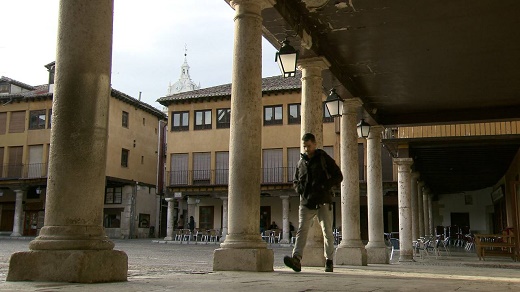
[435,187,494,234]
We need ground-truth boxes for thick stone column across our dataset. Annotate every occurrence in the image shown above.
[335,98,368,266]
[280,195,290,244]
[7,0,127,283]
[428,193,434,236]
[213,0,273,272]
[365,125,388,264]
[410,172,420,242]
[394,158,414,262]
[298,56,330,267]
[220,196,228,242]
[164,198,175,240]
[417,181,425,237]
[10,189,24,237]
[423,187,430,236]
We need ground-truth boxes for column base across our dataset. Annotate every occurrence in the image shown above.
[10,232,22,237]
[213,248,274,271]
[164,237,174,241]
[366,246,390,264]
[399,253,415,262]
[7,250,128,283]
[335,246,367,266]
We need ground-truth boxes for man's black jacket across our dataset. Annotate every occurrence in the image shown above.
[293,149,343,209]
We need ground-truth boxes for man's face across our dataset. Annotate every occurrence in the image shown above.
[303,140,317,156]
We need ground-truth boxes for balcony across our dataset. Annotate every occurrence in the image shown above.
[166,167,297,187]
[0,163,48,180]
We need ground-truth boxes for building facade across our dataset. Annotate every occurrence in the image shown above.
[0,67,167,239]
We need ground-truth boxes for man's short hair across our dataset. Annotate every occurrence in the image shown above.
[302,133,316,143]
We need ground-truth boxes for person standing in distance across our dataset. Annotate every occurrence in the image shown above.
[284,133,343,272]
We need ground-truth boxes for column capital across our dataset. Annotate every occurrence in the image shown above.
[342,98,363,114]
[220,196,228,201]
[411,172,420,180]
[367,125,384,139]
[297,56,331,71]
[165,197,175,202]
[418,181,426,188]
[394,158,413,166]
[279,195,290,200]
[231,0,274,10]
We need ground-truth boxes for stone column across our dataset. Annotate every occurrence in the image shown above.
[177,199,184,228]
[280,195,290,244]
[364,125,388,264]
[335,98,368,266]
[220,196,228,242]
[410,172,420,242]
[164,198,175,241]
[428,193,434,236]
[213,0,273,272]
[187,197,197,226]
[423,187,430,236]
[417,181,425,237]
[298,56,330,267]
[10,189,24,237]
[7,0,127,283]
[394,158,414,262]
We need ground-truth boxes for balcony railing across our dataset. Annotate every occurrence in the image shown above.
[166,167,297,187]
[0,163,48,179]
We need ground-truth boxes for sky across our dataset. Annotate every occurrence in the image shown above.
[0,0,281,109]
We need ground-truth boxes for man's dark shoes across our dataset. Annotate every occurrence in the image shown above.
[284,255,301,272]
[325,259,333,272]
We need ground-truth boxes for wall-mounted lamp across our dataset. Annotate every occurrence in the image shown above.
[356,119,371,138]
[275,38,299,78]
[35,187,42,195]
[195,199,201,204]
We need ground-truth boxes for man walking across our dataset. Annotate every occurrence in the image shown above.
[284,133,343,272]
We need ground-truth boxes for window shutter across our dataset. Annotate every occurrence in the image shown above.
[262,149,283,183]
[9,111,26,133]
[216,152,229,184]
[0,112,6,134]
[170,153,188,185]
[287,148,300,182]
[193,152,211,184]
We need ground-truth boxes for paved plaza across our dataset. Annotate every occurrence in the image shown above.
[0,238,519,291]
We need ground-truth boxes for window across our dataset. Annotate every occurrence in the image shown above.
[193,152,211,184]
[139,213,150,228]
[288,103,301,124]
[9,111,25,133]
[121,149,129,167]
[29,110,46,130]
[122,111,129,128]
[171,111,189,131]
[262,149,283,183]
[217,108,231,129]
[105,187,123,204]
[216,151,229,184]
[0,112,6,135]
[264,105,283,125]
[194,110,212,130]
[0,84,9,94]
[323,104,334,123]
[170,153,188,185]
[48,109,52,129]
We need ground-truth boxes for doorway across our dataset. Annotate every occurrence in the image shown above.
[23,211,39,236]
[451,212,470,228]
[260,206,271,232]
[199,206,214,230]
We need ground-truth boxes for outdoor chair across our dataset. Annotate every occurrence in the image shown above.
[174,229,183,241]
[199,229,209,242]
[181,229,191,242]
[209,229,219,242]
[271,230,281,243]
[389,238,400,261]
[262,230,272,243]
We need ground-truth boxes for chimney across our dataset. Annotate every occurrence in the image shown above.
[45,62,55,93]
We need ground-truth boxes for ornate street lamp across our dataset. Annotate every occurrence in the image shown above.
[324,88,343,117]
[275,38,298,78]
[35,187,42,195]
[357,119,371,138]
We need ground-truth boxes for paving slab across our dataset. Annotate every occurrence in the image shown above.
[0,238,519,291]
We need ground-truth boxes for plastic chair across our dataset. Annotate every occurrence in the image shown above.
[390,238,400,261]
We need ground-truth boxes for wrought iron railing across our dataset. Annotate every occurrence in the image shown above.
[166,167,297,187]
[0,163,48,179]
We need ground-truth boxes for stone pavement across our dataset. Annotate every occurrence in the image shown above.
[0,238,519,291]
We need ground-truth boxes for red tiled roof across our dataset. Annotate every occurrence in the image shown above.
[0,76,36,90]
[157,71,302,106]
